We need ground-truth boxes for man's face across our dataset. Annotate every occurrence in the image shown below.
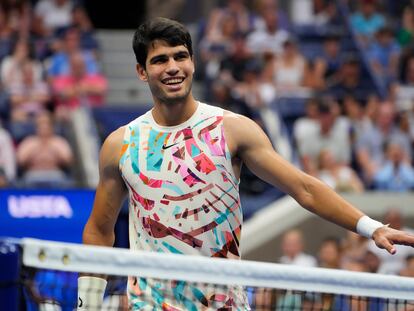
[137,40,194,105]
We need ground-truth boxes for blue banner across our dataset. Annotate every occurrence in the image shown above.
[0,189,95,243]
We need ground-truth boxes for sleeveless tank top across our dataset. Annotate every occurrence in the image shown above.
[119,102,249,310]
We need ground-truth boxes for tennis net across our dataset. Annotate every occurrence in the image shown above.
[5,238,414,310]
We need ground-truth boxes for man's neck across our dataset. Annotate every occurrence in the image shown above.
[152,96,198,127]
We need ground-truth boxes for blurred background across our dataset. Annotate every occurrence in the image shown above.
[1,0,414,277]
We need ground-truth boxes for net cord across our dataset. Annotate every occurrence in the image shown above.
[22,238,414,300]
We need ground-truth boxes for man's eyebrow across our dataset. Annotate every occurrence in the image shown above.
[149,54,168,63]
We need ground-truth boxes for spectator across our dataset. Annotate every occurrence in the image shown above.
[363,250,381,273]
[328,56,373,102]
[51,52,107,121]
[70,5,99,51]
[279,229,317,267]
[317,149,364,193]
[33,0,74,37]
[399,255,414,277]
[395,54,414,111]
[246,9,289,56]
[47,27,99,79]
[315,35,342,82]
[342,95,373,146]
[295,98,351,174]
[252,0,290,31]
[397,5,414,47]
[205,0,253,41]
[0,5,17,62]
[0,123,16,186]
[368,27,401,84]
[350,0,386,44]
[367,209,414,274]
[16,111,73,188]
[341,231,369,267]
[8,61,50,141]
[293,98,319,150]
[356,102,412,183]
[272,39,307,90]
[317,237,342,269]
[200,12,240,82]
[1,0,31,38]
[1,39,43,91]
[373,141,414,191]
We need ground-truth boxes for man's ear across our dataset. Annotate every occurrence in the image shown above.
[136,64,148,82]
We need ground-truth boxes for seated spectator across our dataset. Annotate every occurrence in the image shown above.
[317,237,342,269]
[317,149,364,192]
[0,122,16,186]
[279,229,317,267]
[356,102,412,183]
[367,208,414,274]
[246,9,289,56]
[368,27,400,84]
[373,141,414,191]
[291,0,340,26]
[0,5,17,61]
[51,51,107,120]
[397,5,414,47]
[394,54,414,111]
[350,0,386,44]
[33,0,74,37]
[1,39,43,90]
[252,0,290,31]
[200,13,240,81]
[273,39,307,90]
[314,35,342,82]
[8,61,50,141]
[342,95,373,146]
[46,27,99,79]
[205,0,253,40]
[328,56,374,101]
[293,98,319,146]
[295,98,351,174]
[70,5,99,51]
[399,255,414,277]
[1,0,31,38]
[341,231,368,267]
[16,111,73,188]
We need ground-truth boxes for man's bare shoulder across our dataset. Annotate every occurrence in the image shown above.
[100,126,126,163]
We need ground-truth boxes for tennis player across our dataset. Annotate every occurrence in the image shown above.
[78,17,414,310]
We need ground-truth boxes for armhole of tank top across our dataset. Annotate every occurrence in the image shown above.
[219,107,240,185]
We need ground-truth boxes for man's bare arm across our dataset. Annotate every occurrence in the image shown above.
[83,126,128,247]
[225,112,414,253]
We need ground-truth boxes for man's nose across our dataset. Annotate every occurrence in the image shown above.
[166,58,179,75]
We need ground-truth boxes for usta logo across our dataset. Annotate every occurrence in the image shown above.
[8,195,73,218]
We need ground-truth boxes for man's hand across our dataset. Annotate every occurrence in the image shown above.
[372,226,414,255]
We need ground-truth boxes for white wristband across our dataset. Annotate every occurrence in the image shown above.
[356,215,384,239]
[77,276,107,310]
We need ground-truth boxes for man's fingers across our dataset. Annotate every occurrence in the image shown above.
[378,238,396,255]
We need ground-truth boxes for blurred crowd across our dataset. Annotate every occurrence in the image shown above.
[0,0,107,189]
[195,0,414,194]
[0,0,414,195]
[250,207,414,309]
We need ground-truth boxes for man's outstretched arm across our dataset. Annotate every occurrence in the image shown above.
[225,112,414,254]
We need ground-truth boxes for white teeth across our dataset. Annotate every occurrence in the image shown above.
[164,78,184,85]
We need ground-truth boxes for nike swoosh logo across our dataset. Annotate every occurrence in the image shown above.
[162,142,179,150]
[78,297,83,308]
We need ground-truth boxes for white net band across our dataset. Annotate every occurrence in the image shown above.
[22,238,414,300]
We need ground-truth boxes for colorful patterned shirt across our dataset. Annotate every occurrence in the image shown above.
[119,102,249,310]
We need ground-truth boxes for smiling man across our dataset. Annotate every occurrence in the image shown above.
[78,17,414,310]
